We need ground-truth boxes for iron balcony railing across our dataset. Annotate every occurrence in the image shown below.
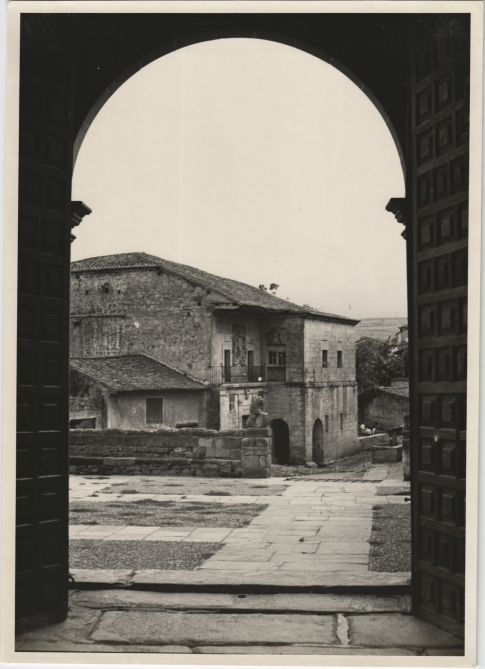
[207,365,355,385]
[208,365,286,385]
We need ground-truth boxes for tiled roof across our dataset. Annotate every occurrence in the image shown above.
[71,252,358,325]
[70,354,206,393]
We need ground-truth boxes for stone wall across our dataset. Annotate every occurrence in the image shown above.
[70,268,222,380]
[69,427,271,478]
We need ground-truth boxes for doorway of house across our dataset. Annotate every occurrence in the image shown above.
[271,419,290,465]
[312,418,324,465]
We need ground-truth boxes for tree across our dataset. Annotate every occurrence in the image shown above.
[356,337,408,393]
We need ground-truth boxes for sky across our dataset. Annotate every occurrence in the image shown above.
[72,38,406,319]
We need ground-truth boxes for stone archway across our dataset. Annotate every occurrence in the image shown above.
[14,11,470,636]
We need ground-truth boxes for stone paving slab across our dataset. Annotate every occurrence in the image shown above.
[347,613,463,648]
[91,610,337,645]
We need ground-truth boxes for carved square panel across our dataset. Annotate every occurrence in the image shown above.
[20,214,39,250]
[451,156,468,194]
[418,348,434,381]
[43,263,65,299]
[438,301,456,335]
[420,396,436,426]
[420,485,436,517]
[39,391,63,431]
[441,395,457,428]
[418,171,433,207]
[434,165,449,201]
[419,527,435,561]
[41,308,63,342]
[441,491,457,525]
[458,202,468,238]
[436,75,453,110]
[455,345,467,380]
[17,346,38,387]
[420,574,436,605]
[440,441,456,474]
[435,256,451,291]
[418,305,435,337]
[436,117,454,155]
[21,171,42,206]
[458,298,467,333]
[417,87,433,123]
[417,129,433,164]
[452,248,468,287]
[418,216,434,248]
[456,107,469,145]
[436,347,452,381]
[420,439,434,468]
[437,207,455,243]
[418,260,433,294]
[45,133,66,167]
[42,219,66,255]
[437,534,454,569]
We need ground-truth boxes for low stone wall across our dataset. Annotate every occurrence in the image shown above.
[358,433,390,450]
[69,427,271,478]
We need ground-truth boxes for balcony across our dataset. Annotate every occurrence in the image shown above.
[208,365,286,385]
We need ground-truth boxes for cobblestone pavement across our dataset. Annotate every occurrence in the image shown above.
[69,460,410,583]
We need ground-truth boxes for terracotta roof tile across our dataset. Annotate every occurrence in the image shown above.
[71,252,358,325]
[70,354,206,393]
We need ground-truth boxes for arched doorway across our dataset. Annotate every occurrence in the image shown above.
[312,419,324,466]
[271,419,290,465]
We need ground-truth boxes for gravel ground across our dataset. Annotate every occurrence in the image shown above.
[369,503,411,572]
[102,480,287,497]
[70,539,220,570]
[70,499,267,528]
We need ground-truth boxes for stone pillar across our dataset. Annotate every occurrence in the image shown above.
[240,428,272,478]
[402,415,411,481]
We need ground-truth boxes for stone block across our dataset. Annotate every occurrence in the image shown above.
[90,611,337,646]
[371,445,403,463]
[347,613,463,649]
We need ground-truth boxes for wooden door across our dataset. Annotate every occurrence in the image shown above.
[16,26,73,631]
[409,16,469,636]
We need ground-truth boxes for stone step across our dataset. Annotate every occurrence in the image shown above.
[71,589,412,614]
[70,567,411,594]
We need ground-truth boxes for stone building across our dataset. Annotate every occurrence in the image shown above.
[359,378,409,432]
[70,252,359,465]
[69,354,206,429]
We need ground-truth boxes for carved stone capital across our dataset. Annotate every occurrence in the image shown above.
[386,197,408,239]
[71,201,92,242]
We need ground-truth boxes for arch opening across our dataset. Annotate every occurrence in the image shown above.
[312,418,324,466]
[271,419,290,465]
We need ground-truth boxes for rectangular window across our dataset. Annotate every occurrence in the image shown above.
[325,415,329,432]
[268,350,286,365]
[146,398,164,424]
[340,413,344,431]
[322,350,328,368]
[337,350,343,368]
[229,394,236,411]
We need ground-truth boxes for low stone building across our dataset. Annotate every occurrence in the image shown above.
[70,252,360,465]
[69,354,207,429]
[358,378,409,432]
